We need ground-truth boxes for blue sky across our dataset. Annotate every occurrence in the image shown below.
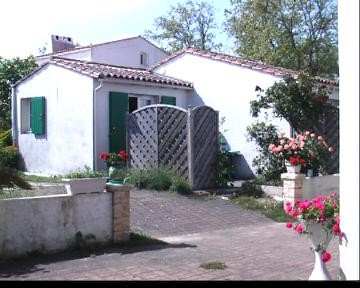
[0,0,233,59]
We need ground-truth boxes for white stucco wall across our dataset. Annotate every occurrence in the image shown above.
[35,48,92,66]
[155,54,291,176]
[94,79,191,170]
[91,37,168,68]
[338,0,359,280]
[0,192,112,259]
[15,64,94,175]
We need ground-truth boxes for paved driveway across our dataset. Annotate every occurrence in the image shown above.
[0,188,339,280]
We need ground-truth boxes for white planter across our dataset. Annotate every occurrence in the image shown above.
[306,221,333,280]
[285,161,301,174]
[63,177,108,194]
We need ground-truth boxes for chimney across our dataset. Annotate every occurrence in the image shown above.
[51,35,75,52]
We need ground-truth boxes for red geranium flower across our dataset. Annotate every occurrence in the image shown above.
[321,251,331,263]
[100,152,109,160]
[118,150,128,160]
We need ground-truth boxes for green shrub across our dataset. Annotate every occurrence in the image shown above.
[170,176,191,194]
[0,145,19,168]
[0,129,12,147]
[246,121,286,182]
[127,167,192,194]
[64,166,106,179]
[237,180,264,198]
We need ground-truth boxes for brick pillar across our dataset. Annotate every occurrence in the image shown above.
[106,184,132,243]
[281,172,305,209]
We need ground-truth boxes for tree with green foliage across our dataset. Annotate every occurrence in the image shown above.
[250,73,332,133]
[0,55,37,131]
[145,0,221,53]
[224,0,338,78]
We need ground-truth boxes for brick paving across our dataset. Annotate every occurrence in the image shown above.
[0,188,339,281]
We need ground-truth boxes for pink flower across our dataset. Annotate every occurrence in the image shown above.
[305,131,310,136]
[340,232,346,238]
[284,144,289,150]
[310,133,316,138]
[276,146,283,152]
[329,146,335,153]
[291,209,299,218]
[286,222,293,229]
[300,141,306,148]
[295,224,305,233]
[335,215,340,224]
[318,136,323,142]
[321,251,331,263]
[315,201,325,211]
[319,215,327,222]
[291,143,297,150]
[269,144,276,152]
[297,135,304,141]
[332,223,341,234]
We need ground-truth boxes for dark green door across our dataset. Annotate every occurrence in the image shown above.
[109,92,128,153]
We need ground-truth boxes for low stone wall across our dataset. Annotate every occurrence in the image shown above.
[0,184,131,259]
[281,173,340,206]
[303,174,339,200]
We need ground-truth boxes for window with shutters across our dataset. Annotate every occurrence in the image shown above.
[160,96,176,106]
[20,97,46,135]
[140,52,148,67]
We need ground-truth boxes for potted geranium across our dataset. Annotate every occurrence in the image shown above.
[269,131,335,175]
[100,150,128,184]
[284,193,345,280]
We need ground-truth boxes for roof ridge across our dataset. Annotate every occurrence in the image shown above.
[37,35,167,58]
[50,56,150,72]
[152,48,338,86]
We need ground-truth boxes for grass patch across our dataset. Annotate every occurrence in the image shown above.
[121,232,166,247]
[20,173,63,183]
[127,168,191,194]
[0,188,36,199]
[200,261,227,270]
[230,195,292,222]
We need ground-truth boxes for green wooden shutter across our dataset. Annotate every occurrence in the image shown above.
[30,97,45,135]
[160,96,176,106]
[109,92,128,153]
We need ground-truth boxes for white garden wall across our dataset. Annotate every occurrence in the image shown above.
[0,192,112,259]
[302,174,339,200]
[15,64,94,175]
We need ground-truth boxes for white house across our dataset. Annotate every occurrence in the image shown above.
[12,56,193,175]
[152,48,339,178]
[36,35,168,68]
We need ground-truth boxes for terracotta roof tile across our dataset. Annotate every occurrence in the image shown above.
[151,48,338,86]
[14,57,193,88]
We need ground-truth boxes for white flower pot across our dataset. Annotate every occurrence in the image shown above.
[285,161,301,174]
[306,221,332,280]
[63,177,108,194]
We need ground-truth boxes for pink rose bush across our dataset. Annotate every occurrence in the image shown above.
[268,131,335,171]
[285,193,345,263]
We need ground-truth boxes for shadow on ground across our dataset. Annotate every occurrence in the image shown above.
[0,238,196,278]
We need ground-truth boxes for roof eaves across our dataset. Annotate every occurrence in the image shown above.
[13,63,47,87]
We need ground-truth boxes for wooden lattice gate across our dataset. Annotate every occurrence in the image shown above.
[127,105,218,189]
